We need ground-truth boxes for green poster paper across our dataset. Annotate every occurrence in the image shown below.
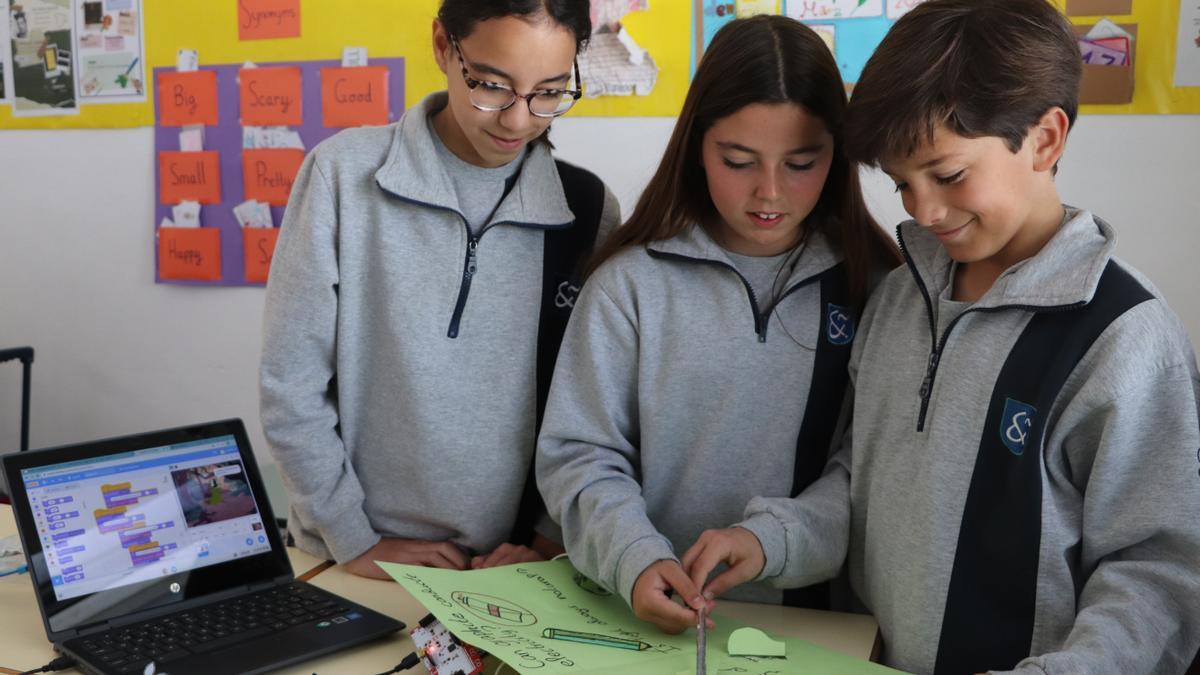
[380,559,901,675]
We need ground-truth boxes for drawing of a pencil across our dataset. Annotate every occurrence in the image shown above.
[541,628,652,651]
[456,594,530,622]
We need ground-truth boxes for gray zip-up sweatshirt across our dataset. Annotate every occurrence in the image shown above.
[260,92,620,563]
[537,224,857,607]
[739,210,1200,674]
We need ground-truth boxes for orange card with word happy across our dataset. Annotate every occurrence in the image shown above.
[239,66,302,126]
[237,0,301,41]
[157,71,219,127]
[242,149,305,206]
[243,227,281,283]
[159,151,222,204]
[321,66,389,128]
[159,227,221,281]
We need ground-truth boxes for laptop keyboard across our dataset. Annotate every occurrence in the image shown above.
[68,582,352,674]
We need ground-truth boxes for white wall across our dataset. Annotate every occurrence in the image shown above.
[1,115,1198,467]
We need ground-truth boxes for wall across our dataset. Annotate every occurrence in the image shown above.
[1,114,1197,470]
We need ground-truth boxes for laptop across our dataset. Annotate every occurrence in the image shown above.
[1,419,405,675]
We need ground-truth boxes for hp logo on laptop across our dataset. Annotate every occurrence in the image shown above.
[170,582,181,594]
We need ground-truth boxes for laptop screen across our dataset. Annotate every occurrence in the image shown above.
[19,434,271,602]
[2,420,292,640]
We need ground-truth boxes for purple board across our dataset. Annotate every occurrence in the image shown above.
[153,58,406,286]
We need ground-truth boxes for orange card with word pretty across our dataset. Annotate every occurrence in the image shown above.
[237,0,301,41]
[239,66,302,126]
[159,227,221,281]
[242,149,305,205]
[321,66,389,128]
[159,151,222,204]
[243,227,281,283]
[157,71,219,127]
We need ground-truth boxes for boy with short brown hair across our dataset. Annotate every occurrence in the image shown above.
[682,1,1200,672]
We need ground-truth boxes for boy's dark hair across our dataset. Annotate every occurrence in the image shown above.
[844,0,1082,166]
[438,0,591,53]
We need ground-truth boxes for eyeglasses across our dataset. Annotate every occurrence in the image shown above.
[450,36,583,118]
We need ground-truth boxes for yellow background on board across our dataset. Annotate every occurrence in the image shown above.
[1,0,1195,129]
[0,0,689,129]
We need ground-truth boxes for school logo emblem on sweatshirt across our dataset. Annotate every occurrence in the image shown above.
[554,280,581,310]
[827,303,855,345]
[1001,398,1037,455]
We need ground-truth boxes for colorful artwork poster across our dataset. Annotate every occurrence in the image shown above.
[1175,0,1200,87]
[0,8,9,100]
[580,0,658,97]
[8,0,79,115]
[74,0,145,101]
[152,57,405,287]
[782,0,892,84]
[886,0,930,19]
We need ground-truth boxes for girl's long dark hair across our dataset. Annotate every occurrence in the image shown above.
[589,15,900,306]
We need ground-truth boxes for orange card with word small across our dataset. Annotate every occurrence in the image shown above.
[157,71,219,127]
[243,227,281,283]
[237,0,301,41]
[321,66,389,128]
[159,227,221,281]
[242,149,305,206]
[159,151,222,205]
[239,66,302,126]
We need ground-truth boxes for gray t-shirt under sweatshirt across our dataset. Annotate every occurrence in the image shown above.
[427,113,525,235]
[724,249,794,310]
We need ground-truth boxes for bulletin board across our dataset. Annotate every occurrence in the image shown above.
[692,0,1200,115]
[0,0,690,129]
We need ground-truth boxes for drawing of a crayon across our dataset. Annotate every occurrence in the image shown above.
[541,627,652,651]
[455,593,531,623]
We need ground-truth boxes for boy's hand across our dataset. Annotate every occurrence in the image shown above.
[530,533,566,560]
[344,537,469,578]
[471,542,544,569]
[681,527,766,599]
[631,560,712,634]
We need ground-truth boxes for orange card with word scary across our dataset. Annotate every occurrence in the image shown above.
[157,70,219,127]
[159,227,221,281]
[242,149,305,206]
[237,0,301,41]
[159,151,222,205]
[239,66,302,126]
[243,227,281,283]
[321,66,389,128]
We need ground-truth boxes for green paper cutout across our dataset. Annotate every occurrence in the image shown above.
[380,559,902,674]
[728,627,786,658]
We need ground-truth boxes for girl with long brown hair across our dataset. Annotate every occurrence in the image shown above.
[536,14,900,634]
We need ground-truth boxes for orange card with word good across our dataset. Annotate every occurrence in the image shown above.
[157,71,219,127]
[159,227,221,281]
[321,66,389,128]
[239,66,303,126]
[159,151,222,204]
[238,0,301,41]
[243,227,281,283]
[242,149,305,206]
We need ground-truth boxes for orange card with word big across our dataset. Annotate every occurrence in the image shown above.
[159,151,222,204]
[238,0,301,41]
[243,149,305,206]
[159,227,221,281]
[321,66,389,128]
[243,227,281,283]
[239,66,302,126]
[157,71,219,127]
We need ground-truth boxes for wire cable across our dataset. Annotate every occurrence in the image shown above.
[18,655,77,675]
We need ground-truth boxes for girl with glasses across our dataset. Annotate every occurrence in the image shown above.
[261,0,620,580]
[535,15,901,633]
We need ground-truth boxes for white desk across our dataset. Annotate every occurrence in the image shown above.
[1,506,881,674]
